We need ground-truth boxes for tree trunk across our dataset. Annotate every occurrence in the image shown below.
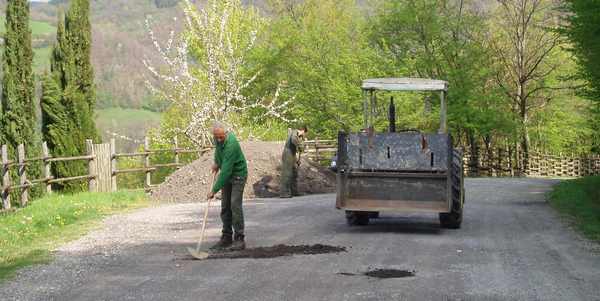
[467,130,479,177]
[520,98,530,176]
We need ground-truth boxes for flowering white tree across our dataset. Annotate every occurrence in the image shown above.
[144,0,293,146]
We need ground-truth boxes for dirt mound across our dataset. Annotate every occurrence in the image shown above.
[151,141,336,202]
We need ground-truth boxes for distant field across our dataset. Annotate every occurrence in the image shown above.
[96,108,162,151]
[0,16,55,37]
[97,108,162,126]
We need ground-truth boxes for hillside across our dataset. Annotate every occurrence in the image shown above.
[0,0,186,110]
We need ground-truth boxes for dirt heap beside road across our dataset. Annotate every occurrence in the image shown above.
[151,141,336,202]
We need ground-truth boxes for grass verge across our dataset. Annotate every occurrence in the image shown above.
[0,191,148,281]
[549,176,600,241]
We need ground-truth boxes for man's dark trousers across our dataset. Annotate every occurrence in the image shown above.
[221,176,246,236]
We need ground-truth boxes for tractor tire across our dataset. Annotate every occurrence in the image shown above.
[346,211,370,226]
[440,150,464,229]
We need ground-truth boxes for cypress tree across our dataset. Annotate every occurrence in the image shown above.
[65,0,99,142]
[1,0,38,157]
[42,5,96,191]
[1,0,42,201]
[41,72,86,189]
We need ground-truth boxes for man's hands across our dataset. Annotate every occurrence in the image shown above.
[211,164,219,174]
[207,191,215,199]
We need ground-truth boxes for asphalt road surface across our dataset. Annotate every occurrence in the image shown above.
[2,178,599,301]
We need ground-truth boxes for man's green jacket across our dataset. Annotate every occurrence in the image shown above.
[212,132,248,193]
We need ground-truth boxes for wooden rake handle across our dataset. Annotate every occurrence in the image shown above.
[195,173,217,251]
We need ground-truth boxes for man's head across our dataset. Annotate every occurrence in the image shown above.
[212,121,228,144]
[298,125,308,138]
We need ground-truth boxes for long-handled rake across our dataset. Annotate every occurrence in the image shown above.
[187,174,217,260]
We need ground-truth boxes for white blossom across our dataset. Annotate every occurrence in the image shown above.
[144,0,293,146]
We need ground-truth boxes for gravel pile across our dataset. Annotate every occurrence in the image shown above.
[151,141,336,202]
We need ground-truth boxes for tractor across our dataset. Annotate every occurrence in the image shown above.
[335,78,465,228]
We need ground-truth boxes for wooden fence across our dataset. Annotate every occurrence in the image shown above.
[302,140,600,177]
[303,139,336,165]
[462,148,600,177]
[525,152,600,177]
[1,137,209,210]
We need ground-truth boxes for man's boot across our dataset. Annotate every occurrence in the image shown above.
[229,233,245,251]
[210,234,232,250]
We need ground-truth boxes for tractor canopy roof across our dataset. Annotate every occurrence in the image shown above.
[362,78,448,92]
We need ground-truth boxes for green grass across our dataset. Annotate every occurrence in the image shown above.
[96,108,160,129]
[549,176,600,241]
[33,46,52,72]
[0,16,56,37]
[0,191,148,281]
[96,108,162,126]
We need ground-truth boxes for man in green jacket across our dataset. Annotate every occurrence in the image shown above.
[280,126,308,198]
[207,122,248,251]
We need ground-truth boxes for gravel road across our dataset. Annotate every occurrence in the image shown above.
[1,178,599,301]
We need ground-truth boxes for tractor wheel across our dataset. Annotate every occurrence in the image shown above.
[346,211,370,226]
[440,150,464,229]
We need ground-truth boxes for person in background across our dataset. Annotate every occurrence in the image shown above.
[279,126,308,198]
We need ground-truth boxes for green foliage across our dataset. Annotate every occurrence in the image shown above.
[550,176,600,241]
[147,0,596,159]
[561,0,600,153]
[42,1,99,191]
[0,15,56,74]
[248,0,383,137]
[65,0,96,118]
[370,0,515,144]
[1,0,36,148]
[1,0,42,200]
[41,74,87,191]
[0,191,147,281]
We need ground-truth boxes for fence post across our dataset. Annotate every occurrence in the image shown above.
[1,145,10,210]
[144,137,151,188]
[174,136,180,170]
[42,142,52,194]
[17,144,28,207]
[86,139,97,192]
[110,138,117,192]
[315,138,320,163]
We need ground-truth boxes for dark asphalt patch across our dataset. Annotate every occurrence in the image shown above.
[178,244,346,260]
[338,269,416,279]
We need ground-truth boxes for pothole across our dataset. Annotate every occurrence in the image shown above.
[338,269,416,279]
[178,244,346,260]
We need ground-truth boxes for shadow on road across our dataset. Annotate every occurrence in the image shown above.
[334,216,443,235]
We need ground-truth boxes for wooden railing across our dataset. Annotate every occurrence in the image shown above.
[1,140,97,209]
[462,148,600,177]
[302,139,600,177]
[112,137,211,190]
[303,139,336,165]
[1,137,209,210]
